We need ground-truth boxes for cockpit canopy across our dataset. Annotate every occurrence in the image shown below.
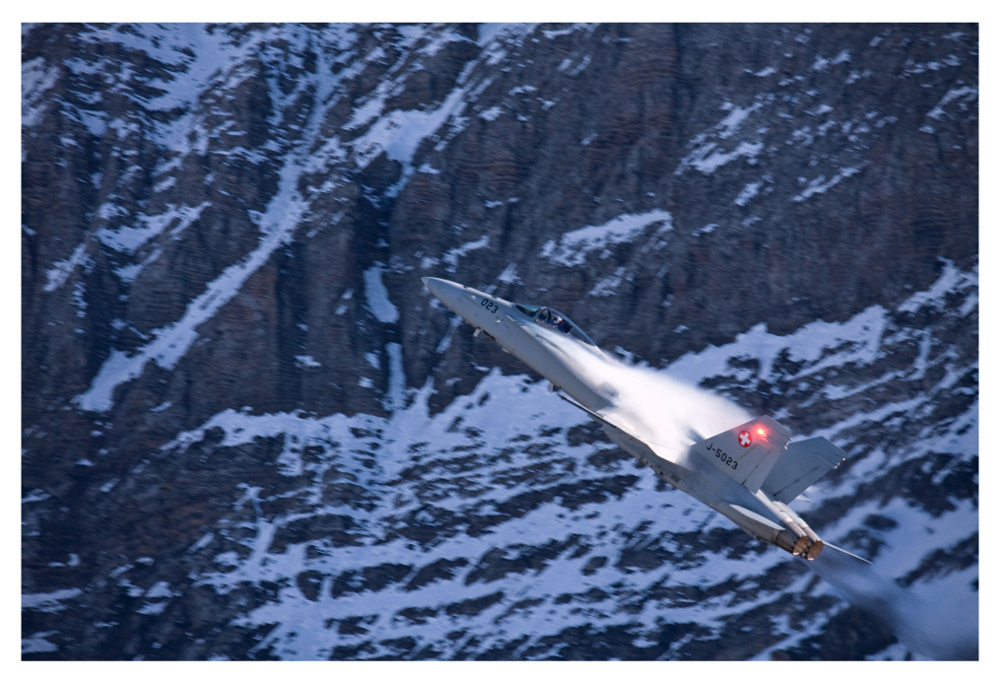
[514,304,598,347]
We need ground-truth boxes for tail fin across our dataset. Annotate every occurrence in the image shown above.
[691,416,792,493]
[761,436,849,504]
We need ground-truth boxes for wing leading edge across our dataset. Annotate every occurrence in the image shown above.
[557,394,662,464]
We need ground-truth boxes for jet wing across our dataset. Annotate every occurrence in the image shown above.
[557,394,669,468]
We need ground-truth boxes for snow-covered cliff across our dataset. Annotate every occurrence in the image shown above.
[22,23,977,660]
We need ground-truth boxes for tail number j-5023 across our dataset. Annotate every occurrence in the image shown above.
[480,298,499,314]
[706,442,738,470]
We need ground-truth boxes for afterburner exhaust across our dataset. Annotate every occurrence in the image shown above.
[725,504,825,561]
[778,531,824,560]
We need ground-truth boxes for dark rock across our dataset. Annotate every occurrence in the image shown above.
[21,22,977,661]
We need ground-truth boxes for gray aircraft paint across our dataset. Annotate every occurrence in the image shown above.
[424,277,856,562]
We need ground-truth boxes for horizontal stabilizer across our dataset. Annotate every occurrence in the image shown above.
[762,436,848,504]
[691,416,792,493]
[824,541,872,565]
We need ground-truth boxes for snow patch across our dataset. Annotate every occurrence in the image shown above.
[679,140,764,175]
[22,588,83,613]
[497,263,521,284]
[96,201,211,254]
[363,265,400,324]
[21,56,61,128]
[792,166,862,202]
[589,267,627,297]
[443,235,490,272]
[734,181,763,206]
[76,156,307,413]
[540,210,673,267]
[927,86,978,120]
[43,243,90,293]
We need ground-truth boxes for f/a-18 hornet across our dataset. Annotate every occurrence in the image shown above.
[423,276,865,562]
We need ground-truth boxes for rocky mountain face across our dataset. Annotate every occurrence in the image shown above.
[22,23,977,660]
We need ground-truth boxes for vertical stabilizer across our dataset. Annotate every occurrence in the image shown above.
[691,416,792,493]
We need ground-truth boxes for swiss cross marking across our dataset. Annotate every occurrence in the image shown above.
[738,430,752,447]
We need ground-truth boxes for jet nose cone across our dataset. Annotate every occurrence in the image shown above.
[422,277,446,298]
[421,277,468,316]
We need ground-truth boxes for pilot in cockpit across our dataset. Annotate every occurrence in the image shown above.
[536,307,572,334]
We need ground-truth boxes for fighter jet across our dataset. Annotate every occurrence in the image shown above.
[423,276,865,562]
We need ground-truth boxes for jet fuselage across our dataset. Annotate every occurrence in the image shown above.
[423,277,835,560]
